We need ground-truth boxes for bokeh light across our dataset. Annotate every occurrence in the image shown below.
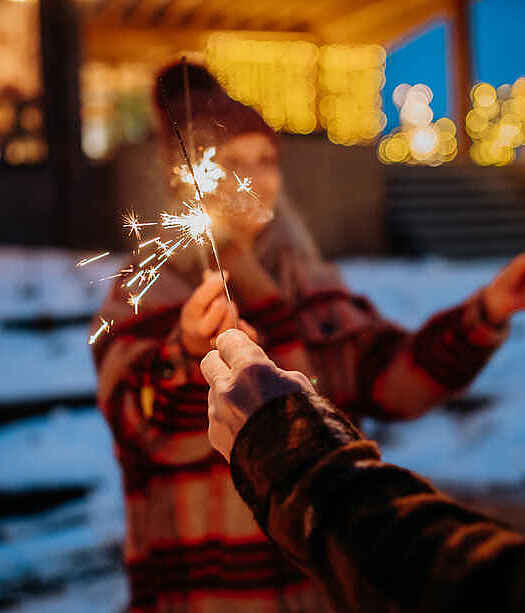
[469,77,525,166]
[378,83,457,165]
[318,44,386,145]
[206,35,386,144]
[206,35,318,135]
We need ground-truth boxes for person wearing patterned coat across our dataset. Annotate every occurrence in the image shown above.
[91,57,521,612]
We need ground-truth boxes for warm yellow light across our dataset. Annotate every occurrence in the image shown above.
[206,35,386,144]
[400,97,433,128]
[471,83,497,108]
[469,77,525,166]
[435,117,456,136]
[384,134,409,163]
[410,126,438,159]
[466,109,488,137]
[379,82,455,166]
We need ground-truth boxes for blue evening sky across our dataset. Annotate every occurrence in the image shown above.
[384,0,525,130]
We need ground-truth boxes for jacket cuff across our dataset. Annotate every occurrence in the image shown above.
[230,391,365,532]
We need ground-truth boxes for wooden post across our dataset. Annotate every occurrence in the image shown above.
[449,0,473,158]
[40,0,83,246]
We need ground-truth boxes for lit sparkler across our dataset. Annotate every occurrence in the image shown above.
[234,172,259,199]
[89,316,114,345]
[123,211,157,240]
[161,202,212,247]
[174,146,225,199]
[77,251,110,267]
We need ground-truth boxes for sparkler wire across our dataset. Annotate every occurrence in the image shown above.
[182,57,209,272]
[159,76,235,321]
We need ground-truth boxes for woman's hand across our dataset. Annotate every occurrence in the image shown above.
[201,329,315,461]
[484,254,525,325]
[181,271,257,357]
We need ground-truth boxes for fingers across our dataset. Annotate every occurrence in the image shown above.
[189,272,227,316]
[198,296,231,337]
[201,350,230,385]
[216,329,269,370]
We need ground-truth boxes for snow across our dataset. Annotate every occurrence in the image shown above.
[0,409,125,605]
[0,247,122,321]
[1,249,524,611]
[4,573,128,613]
[0,328,96,403]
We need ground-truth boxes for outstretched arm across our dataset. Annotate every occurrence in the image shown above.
[202,330,525,613]
[287,257,514,419]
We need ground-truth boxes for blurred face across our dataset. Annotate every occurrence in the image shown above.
[208,132,281,242]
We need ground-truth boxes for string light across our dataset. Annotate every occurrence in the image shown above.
[379,83,457,166]
[469,78,525,166]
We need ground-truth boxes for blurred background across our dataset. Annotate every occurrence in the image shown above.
[1,0,525,610]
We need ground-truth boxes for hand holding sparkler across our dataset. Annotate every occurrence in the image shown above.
[180,271,257,357]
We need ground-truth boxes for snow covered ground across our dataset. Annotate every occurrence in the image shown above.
[1,248,524,611]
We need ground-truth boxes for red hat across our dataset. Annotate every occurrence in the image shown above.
[154,57,278,168]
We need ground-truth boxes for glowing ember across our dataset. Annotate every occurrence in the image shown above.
[88,316,114,345]
[139,253,156,268]
[76,251,110,267]
[128,272,160,315]
[234,172,259,199]
[139,237,160,249]
[123,211,157,240]
[174,146,225,199]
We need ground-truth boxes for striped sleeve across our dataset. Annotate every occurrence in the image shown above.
[291,279,508,419]
[356,290,509,419]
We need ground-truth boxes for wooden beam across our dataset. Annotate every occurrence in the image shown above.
[317,0,451,45]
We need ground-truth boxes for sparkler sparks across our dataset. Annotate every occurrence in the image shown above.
[139,237,160,249]
[88,316,114,345]
[123,212,157,240]
[234,172,259,199]
[128,272,161,315]
[174,146,225,199]
[76,251,110,267]
[84,83,245,321]
[161,202,212,247]
[139,253,156,268]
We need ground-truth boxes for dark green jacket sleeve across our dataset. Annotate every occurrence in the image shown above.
[230,392,525,613]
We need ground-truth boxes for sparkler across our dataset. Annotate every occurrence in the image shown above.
[161,202,211,246]
[89,316,114,345]
[83,77,257,338]
[159,77,234,312]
